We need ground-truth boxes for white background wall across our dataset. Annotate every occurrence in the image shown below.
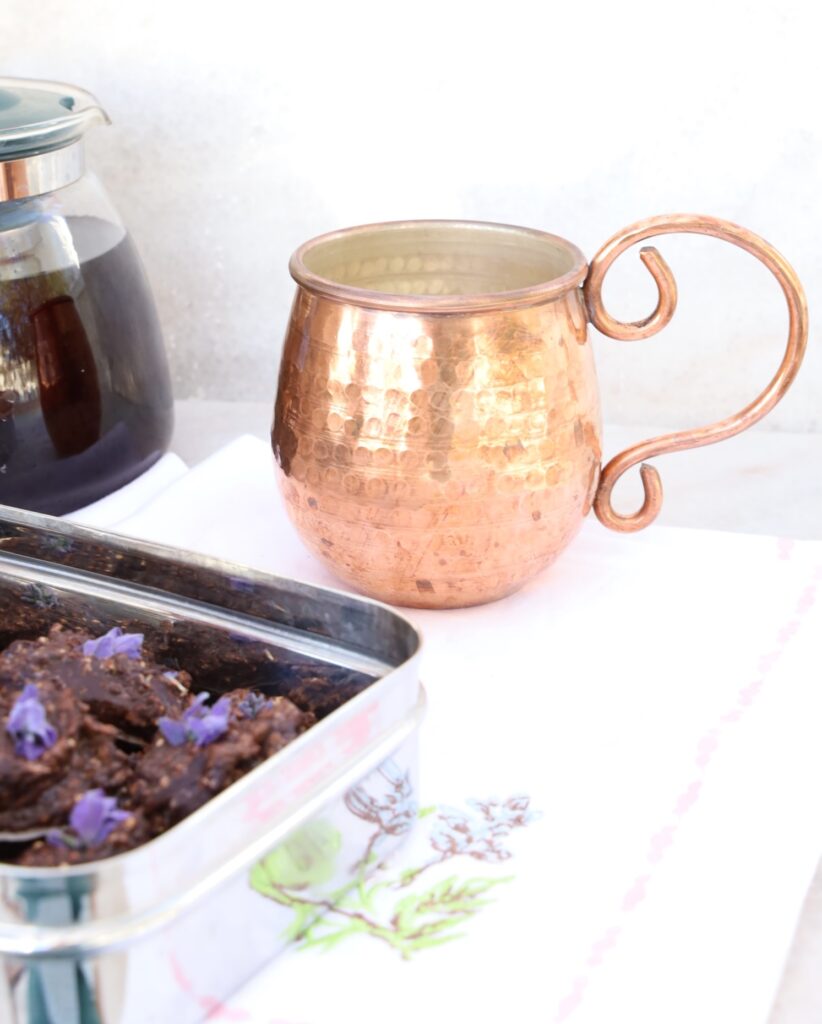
[2,0,819,433]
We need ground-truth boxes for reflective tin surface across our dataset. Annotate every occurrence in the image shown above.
[0,505,423,1023]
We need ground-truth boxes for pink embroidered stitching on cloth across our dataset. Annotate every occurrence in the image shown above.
[554,561,822,1022]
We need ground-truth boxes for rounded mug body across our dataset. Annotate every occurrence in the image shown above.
[273,221,600,608]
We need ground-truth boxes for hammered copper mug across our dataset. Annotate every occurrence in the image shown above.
[273,215,807,608]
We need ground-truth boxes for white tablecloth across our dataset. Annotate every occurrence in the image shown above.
[78,436,822,1024]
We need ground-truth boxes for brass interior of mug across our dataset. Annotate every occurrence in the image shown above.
[293,221,588,310]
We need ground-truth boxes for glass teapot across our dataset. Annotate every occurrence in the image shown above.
[0,77,173,515]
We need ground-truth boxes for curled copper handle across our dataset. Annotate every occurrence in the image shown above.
[583,213,808,532]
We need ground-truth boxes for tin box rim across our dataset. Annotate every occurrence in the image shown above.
[0,682,423,882]
[0,503,425,955]
[0,689,426,958]
[0,502,425,647]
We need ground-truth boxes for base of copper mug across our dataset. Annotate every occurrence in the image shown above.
[276,463,591,609]
[345,578,532,611]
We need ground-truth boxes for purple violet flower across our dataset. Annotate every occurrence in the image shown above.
[82,627,144,660]
[237,692,271,719]
[5,684,57,760]
[158,692,231,747]
[46,789,129,851]
[228,576,256,594]
[228,632,257,646]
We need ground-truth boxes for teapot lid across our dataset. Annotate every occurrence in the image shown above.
[0,77,108,161]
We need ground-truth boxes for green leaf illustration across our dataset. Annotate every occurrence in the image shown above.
[300,921,368,952]
[249,793,536,960]
[251,819,342,892]
[393,875,511,933]
[282,901,321,943]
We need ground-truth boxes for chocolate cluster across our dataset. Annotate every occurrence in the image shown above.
[0,625,317,866]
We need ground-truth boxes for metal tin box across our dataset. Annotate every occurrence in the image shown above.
[0,506,424,1024]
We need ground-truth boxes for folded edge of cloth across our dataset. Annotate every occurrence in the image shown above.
[65,452,189,529]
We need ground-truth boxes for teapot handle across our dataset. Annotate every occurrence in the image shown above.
[583,213,808,532]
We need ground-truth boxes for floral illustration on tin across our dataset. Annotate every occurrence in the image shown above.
[250,760,538,958]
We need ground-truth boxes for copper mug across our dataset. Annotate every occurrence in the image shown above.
[273,215,807,608]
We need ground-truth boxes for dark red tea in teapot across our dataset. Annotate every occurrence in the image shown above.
[0,215,173,515]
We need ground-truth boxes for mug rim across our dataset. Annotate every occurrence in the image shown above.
[289,219,589,313]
